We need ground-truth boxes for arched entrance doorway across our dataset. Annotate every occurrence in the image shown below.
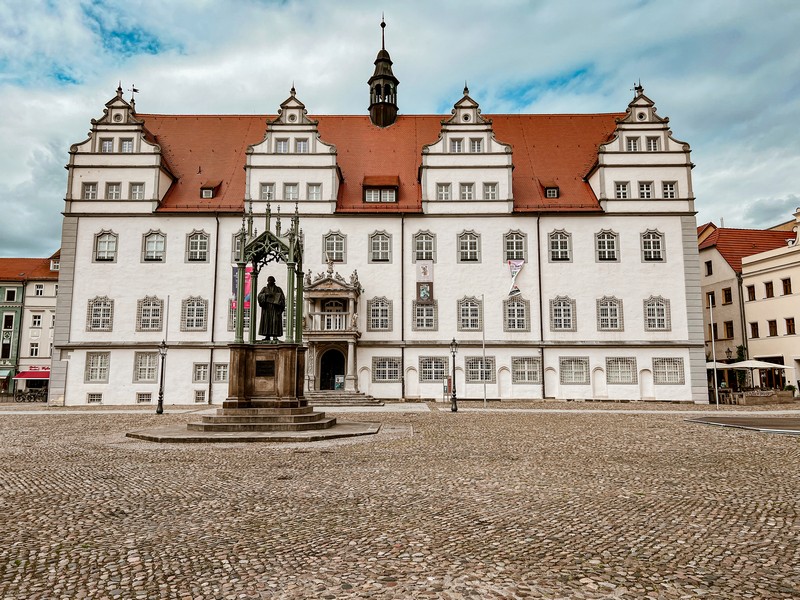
[320,349,346,390]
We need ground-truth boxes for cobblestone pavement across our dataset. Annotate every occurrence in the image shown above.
[1,406,799,599]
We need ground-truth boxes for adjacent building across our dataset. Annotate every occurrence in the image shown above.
[48,35,706,406]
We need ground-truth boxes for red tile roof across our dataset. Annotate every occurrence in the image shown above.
[698,228,790,272]
[0,257,59,281]
[138,112,623,214]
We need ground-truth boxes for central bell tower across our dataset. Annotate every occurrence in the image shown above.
[368,19,399,128]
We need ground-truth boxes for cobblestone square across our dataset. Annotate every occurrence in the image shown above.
[1,404,799,599]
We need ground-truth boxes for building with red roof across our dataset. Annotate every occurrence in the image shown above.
[49,33,707,406]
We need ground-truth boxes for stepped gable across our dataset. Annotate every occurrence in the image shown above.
[699,228,791,272]
[138,112,622,213]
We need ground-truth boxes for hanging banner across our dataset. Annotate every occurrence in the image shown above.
[231,265,253,309]
[507,259,524,297]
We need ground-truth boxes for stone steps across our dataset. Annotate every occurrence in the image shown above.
[216,407,314,416]
[187,417,337,433]
[200,413,324,424]
[306,391,384,407]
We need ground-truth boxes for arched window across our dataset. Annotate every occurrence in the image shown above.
[136,296,163,331]
[458,231,480,263]
[86,296,114,331]
[504,297,530,332]
[94,231,118,262]
[368,297,392,331]
[550,296,576,331]
[323,231,346,263]
[597,296,623,331]
[414,231,436,262]
[644,296,671,331]
[181,297,208,331]
[549,230,571,262]
[142,231,166,262]
[595,231,619,262]
[458,297,482,331]
[186,231,209,262]
[641,230,665,262]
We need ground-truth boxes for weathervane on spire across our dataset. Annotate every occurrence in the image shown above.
[632,79,644,96]
[381,14,386,49]
[128,84,139,103]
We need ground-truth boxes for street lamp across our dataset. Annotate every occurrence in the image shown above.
[725,347,733,360]
[157,339,167,415]
[449,337,458,412]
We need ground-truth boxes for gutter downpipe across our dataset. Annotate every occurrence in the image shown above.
[400,214,405,400]
[537,214,546,399]
[736,272,749,359]
[208,214,221,404]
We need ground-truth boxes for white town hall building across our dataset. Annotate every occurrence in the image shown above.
[48,36,706,406]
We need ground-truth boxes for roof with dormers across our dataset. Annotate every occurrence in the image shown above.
[0,257,60,282]
[137,112,623,214]
[698,228,791,272]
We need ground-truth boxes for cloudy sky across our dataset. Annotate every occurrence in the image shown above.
[1,0,799,257]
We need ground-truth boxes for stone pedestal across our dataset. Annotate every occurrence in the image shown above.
[226,343,306,408]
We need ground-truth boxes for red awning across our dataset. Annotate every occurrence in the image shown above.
[13,370,50,380]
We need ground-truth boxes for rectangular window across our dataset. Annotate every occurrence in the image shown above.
[458,234,480,263]
[750,322,759,338]
[308,184,322,200]
[470,138,482,153]
[786,318,796,335]
[4,289,17,302]
[106,183,121,200]
[706,291,715,308]
[450,139,463,153]
[705,261,713,276]
[368,298,391,331]
[193,363,209,383]
[370,234,391,263]
[136,392,152,404]
[768,320,778,336]
[82,183,98,200]
[324,234,345,263]
[85,352,110,383]
[275,139,289,153]
[505,233,525,261]
[51,313,55,328]
[559,357,590,385]
[596,233,618,261]
[284,184,299,201]
[722,288,732,304]
[380,189,396,203]
[724,321,734,339]
[549,233,571,261]
[708,323,718,341]
[414,234,435,262]
[646,137,659,152]
[614,182,629,199]
[506,299,530,332]
[34,284,44,296]
[419,356,448,381]
[765,282,774,298]
[32,314,42,327]
[545,187,559,199]
[260,183,275,201]
[746,285,756,301]
[460,183,474,200]
[626,138,639,152]
[465,357,495,383]
[483,183,497,200]
[413,301,437,331]
[458,299,481,331]
[87,393,102,404]
[653,358,685,385]
[606,357,637,384]
[29,342,39,357]
[365,189,380,203]
[3,313,13,329]
[783,278,793,295]
[638,182,652,199]
[183,299,207,331]
[372,357,401,382]
[214,363,229,382]
[100,138,113,153]
[662,182,676,199]
[134,352,159,382]
[187,234,208,262]
[130,183,145,200]
[295,138,309,153]
[436,184,451,200]
[512,357,541,384]
[194,390,206,404]
[120,138,134,153]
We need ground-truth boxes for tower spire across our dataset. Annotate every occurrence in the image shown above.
[368,18,399,128]
[381,14,386,49]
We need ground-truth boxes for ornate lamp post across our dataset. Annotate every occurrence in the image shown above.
[449,337,458,412]
[725,347,733,360]
[157,339,167,415]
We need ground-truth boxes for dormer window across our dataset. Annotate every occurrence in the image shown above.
[363,176,399,203]
[545,187,559,199]
[200,181,221,199]
[450,139,463,153]
[51,260,60,271]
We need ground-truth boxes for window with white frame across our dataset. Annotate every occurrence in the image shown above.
[458,297,482,331]
[34,284,44,297]
[227,299,251,332]
[182,297,208,331]
[466,356,495,383]
[130,183,145,200]
[193,363,209,383]
[106,183,121,200]
[606,357,637,384]
[436,183,451,201]
[94,231,118,262]
[504,297,530,332]
[194,390,206,403]
[550,296,576,331]
[86,296,114,331]
[275,138,289,153]
[82,183,98,200]
[380,189,396,202]
[559,356,590,384]
[100,138,113,153]
[3,290,15,302]
[626,137,639,152]
[641,230,665,262]
[512,356,542,384]
[638,182,653,199]
[136,392,152,404]
[120,138,134,153]
[458,231,480,263]
[653,357,685,385]
[414,231,436,262]
[29,342,39,357]
[186,231,209,262]
[368,297,392,331]
[85,352,110,382]
[412,300,437,331]
[450,138,463,153]
[549,230,571,262]
[31,314,42,327]
[87,393,103,404]
[231,232,244,262]
[644,296,671,331]
[372,357,401,382]
[419,356,448,381]
[323,231,346,263]
[295,138,309,153]
[545,187,559,199]
[143,231,166,262]
[260,183,275,201]
[470,138,482,153]
[484,183,498,200]
[595,231,619,262]
[308,184,322,200]
[134,352,159,382]
[460,183,474,200]
[504,231,526,261]
[646,137,659,152]
[662,182,677,199]
[364,189,380,203]
[614,182,629,199]
[597,296,623,331]
[284,183,299,201]
[214,363,229,382]
[369,232,391,263]
[136,296,163,332]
